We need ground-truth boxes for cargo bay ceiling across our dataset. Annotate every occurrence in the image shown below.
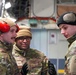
[0,0,76,21]
[2,0,56,21]
[4,0,30,19]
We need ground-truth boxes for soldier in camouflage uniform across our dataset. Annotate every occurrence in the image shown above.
[0,17,21,75]
[12,27,57,75]
[57,12,76,75]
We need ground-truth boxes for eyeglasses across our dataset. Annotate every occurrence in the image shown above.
[17,36,31,41]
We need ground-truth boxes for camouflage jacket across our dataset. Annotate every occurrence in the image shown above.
[0,41,19,75]
[64,34,76,75]
[12,44,49,75]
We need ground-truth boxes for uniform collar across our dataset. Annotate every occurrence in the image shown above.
[13,44,27,56]
[67,34,76,46]
[0,41,13,51]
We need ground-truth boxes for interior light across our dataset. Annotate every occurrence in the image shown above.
[5,2,11,9]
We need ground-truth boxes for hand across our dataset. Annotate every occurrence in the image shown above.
[21,63,29,75]
[48,61,57,75]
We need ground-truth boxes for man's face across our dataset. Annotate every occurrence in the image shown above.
[1,26,17,44]
[16,36,31,50]
[59,24,76,39]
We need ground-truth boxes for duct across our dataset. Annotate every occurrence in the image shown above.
[11,0,30,19]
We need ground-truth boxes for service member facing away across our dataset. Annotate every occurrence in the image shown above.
[0,17,21,75]
[12,27,57,75]
[57,12,76,75]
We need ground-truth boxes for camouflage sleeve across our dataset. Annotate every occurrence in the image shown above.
[0,64,7,75]
[69,55,76,75]
[41,56,49,75]
[41,56,57,75]
[0,53,7,75]
[66,41,76,75]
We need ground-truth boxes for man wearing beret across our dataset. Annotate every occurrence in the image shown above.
[57,12,76,75]
[12,27,57,75]
[0,17,22,75]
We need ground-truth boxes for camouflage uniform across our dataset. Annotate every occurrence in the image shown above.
[64,34,76,75]
[12,44,49,75]
[0,41,19,75]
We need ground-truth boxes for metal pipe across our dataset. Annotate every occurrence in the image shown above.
[1,0,5,17]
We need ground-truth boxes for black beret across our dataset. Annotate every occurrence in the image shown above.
[57,12,76,27]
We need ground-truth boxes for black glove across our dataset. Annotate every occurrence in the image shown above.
[48,61,57,75]
[21,63,29,75]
